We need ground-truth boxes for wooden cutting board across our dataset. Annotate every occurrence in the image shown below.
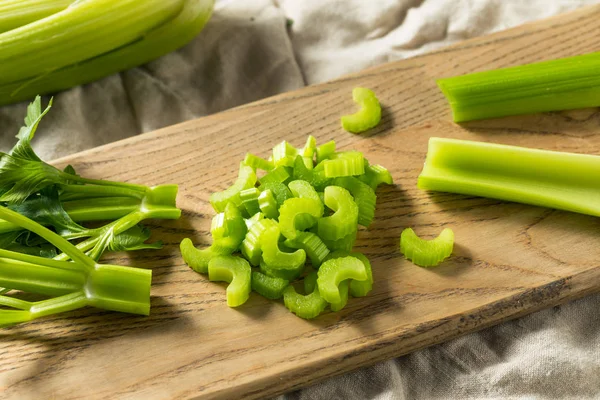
[3,5,600,399]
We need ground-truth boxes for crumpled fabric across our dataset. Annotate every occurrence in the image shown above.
[1,0,599,398]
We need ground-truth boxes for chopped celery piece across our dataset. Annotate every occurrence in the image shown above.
[210,163,256,213]
[284,231,330,268]
[240,187,261,217]
[317,256,367,304]
[240,217,278,266]
[359,164,393,189]
[323,151,365,178]
[302,135,317,158]
[283,283,328,319]
[260,181,293,206]
[316,140,336,163]
[0,0,215,106]
[244,212,264,230]
[244,153,274,171]
[208,255,251,307]
[181,203,246,273]
[260,226,306,270]
[260,259,305,281]
[251,271,289,300]
[318,186,358,240]
[272,141,298,167]
[292,156,331,191]
[333,176,376,227]
[322,230,357,252]
[304,270,347,311]
[437,52,600,122]
[400,227,454,267]
[278,197,324,240]
[348,252,373,297]
[258,189,279,219]
[341,87,382,134]
[259,165,291,186]
[418,137,600,217]
[288,179,324,213]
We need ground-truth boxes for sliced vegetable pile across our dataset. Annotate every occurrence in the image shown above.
[0,97,181,327]
[0,0,214,106]
[181,136,393,318]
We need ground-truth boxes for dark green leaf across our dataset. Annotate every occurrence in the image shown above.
[8,186,86,236]
[107,224,163,252]
[11,96,53,162]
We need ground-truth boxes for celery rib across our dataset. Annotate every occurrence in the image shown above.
[418,137,600,217]
[437,52,600,121]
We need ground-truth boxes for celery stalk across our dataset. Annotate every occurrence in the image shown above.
[0,0,214,105]
[0,0,72,34]
[418,137,600,217]
[437,52,600,122]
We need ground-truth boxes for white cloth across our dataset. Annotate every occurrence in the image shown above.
[1,0,599,398]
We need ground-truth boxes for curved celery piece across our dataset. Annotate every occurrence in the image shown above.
[210,163,256,213]
[318,186,358,241]
[316,140,336,163]
[283,284,328,319]
[322,151,365,178]
[240,187,261,217]
[244,153,274,172]
[181,203,246,273]
[292,156,331,191]
[240,217,278,266]
[260,259,305,281]
[272,141,298,167]
[358,164,393,190]
[322,230,356,252]
[333,176,376,227]
[251,271,289,300]
[278,197,323,240]
[340,87,382,134]
[258,189,279,219]
[400,227,454,267]
[323,250,372,297]
[288,180,324,211]
[418,137,600,219]
[284,231,330,268]
[208,255,251,307]
[261,226,306,270]
[316,256,367,304]
[258,166,291,186]
[260,181,293,206]
[304,270,347,311]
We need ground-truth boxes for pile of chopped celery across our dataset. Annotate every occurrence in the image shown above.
[181,136,393,319]
[0,96,181,327]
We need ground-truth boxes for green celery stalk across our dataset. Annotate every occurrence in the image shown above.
[0,0,214,106]
[0,205,151,327]
[418,137,600,217]
[0,0,72,34]
[437,52,600,122]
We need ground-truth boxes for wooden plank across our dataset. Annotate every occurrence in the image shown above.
[3,5,600,399]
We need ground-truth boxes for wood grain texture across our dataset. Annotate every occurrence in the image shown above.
[3,5,600,399]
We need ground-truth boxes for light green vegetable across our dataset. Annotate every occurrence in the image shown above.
[318,186,358,241]
[0,0,215,106]
[418,137,600,217]
[258,189,279,219]
[244,153,274,172]
[284,231,330,268]
[208,255,251,307]
[251,271,288,300]
[437,51,600,122]
[0,206,151,327]
[322,151,365,178]
[240,217,278,266]
[400,227,454,267]
[341,87,382,133]
[278,198,323,240]
[283,276,328,320]
[260,226,306,270]
[210,163,256,212]
[358,164,393,190]
[333,176,376,227]
[317,256,367,304]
